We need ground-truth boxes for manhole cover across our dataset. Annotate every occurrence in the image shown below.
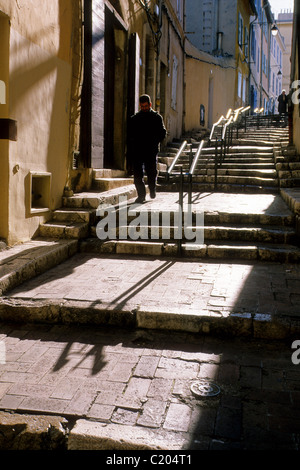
[190,381,220,397]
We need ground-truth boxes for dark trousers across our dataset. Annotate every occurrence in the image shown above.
[133,157,157,199]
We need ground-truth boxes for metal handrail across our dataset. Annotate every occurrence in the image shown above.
[221,115,233,140]
[167,140,187,174]
[209,115,226,141]
[190,139,205,175]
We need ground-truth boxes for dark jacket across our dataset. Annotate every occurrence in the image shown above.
[278,93,287,114]
[127,109,166,163]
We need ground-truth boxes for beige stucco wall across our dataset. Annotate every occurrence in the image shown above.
[185,41,235,131]
[0,0,76,245]
[278,20,293,95]
[0,12,9,241]
[123,0,185,142]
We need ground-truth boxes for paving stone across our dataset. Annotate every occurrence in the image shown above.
[163,403,192,432]
[137,398,167,428]
[215,406,242,440]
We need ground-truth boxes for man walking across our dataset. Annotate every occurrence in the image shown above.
[127,94,166,203]
[278,89,288,115]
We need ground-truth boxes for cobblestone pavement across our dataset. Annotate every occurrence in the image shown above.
[1,188,300,451]
[4,253,300,337]
[0,321,300,450]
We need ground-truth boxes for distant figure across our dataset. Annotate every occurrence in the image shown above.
[278,89,288,115]
[127,94,166,204]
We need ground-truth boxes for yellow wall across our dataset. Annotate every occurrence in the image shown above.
[292,42,300,152]
[185,41,235,131]
[235,0,251,109]
[0,12,10,240]
[0,0,76,245]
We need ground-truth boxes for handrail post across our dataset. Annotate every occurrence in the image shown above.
[168,140,187,175]
[214,138,218,190]
[188,173,192,205]
[178,167,183,256]
[188,145,193,204]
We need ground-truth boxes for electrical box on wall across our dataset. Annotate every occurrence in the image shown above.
[29,172,51,214]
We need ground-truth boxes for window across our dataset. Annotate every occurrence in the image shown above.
[263,11,268,38]
[238,13,243,47]
[244,28,249,58]
[257,47,260,73]
[262,53,268,76]
[238,71,242,98]
[243,78,247,103]
[171,55,178,110]
[251,27,256,62]
[176,0,182,20]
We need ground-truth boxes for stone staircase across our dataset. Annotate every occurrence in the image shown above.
[158,127,291,193]
[39,169,136,241]
[276,146,300,188]
[79,190,300,263]
[35,125,300,263]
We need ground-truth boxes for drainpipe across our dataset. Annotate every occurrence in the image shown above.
[248,12,258,111]
[182,0,186,134]
[259,18,263,108]
[155,0,163,114]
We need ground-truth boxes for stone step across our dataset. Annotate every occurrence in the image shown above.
[198,162,276,170]
[166,175,279,186]
[198,147,274,155]
[276,162,300,171]
[52,208,96,224]
[158,181,280,194]
[92,169,127,178]
[280,188,300,215]
[280,178,300,188]
[39,221,89,239]
[0,238,78,295]
[92,177,134,191]
[96,206,294,227]
[91,224,296,244]
[38,185,138,241]
[62,184,137,209]
[205,169,277,178]
[167,159,276,173]
[79,238,300,263]
[278,170,300,179]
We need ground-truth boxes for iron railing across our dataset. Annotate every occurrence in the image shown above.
[164,105,286,254]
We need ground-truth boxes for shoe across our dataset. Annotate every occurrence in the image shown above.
[150,189,156,199]
[135,196,146,204]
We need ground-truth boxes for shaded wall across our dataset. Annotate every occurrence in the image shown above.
[0,0,76,245]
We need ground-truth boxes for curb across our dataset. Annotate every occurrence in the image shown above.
[0,297,299,339]
[0,239,78,296]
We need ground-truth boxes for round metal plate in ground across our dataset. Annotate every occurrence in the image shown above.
[190,381,220,397]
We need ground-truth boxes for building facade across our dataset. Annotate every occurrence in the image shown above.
[185,0,256,131]
[0,0,187,246]
[0,0,79,245]
[276,10,293,95]
[269,26,285,114]
[291,0,300,153]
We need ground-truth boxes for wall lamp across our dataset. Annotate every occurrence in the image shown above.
[254,22,279,36]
